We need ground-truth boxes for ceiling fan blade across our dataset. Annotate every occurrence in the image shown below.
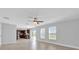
[34,21,44,22]
[27,19,33,22]
[27,16,37,19]
[28,17,33,18]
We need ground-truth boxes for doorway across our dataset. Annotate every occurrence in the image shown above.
[17,29,30,40]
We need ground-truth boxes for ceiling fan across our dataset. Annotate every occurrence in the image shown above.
[26,16,44,25]
[33,17,44,24]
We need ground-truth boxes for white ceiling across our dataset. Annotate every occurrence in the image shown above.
[0,8,79,28]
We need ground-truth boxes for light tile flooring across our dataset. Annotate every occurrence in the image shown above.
[0,39,77,50]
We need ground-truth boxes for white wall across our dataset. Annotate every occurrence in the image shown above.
[0,23,1,45]
[31,19,79,49]
[1,23,16,44]
[55,20,79,48]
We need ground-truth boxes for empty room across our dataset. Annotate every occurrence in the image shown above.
[0,8,79,50]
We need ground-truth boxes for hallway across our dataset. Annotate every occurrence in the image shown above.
[0,39,77,50]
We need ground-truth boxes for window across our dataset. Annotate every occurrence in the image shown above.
[40,28,45,39]
[32,30,36,40]
[49,26,56,40]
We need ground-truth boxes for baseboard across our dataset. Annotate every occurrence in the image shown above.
[38,40,79,49]
[2,42,16,45]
